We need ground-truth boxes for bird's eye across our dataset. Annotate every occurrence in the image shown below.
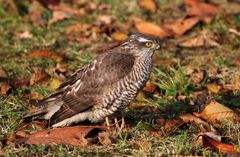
[145,42,152,47]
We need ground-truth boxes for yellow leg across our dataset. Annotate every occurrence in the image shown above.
[114,117,120,130]
[120,115,125,130]
[105,117,110,130]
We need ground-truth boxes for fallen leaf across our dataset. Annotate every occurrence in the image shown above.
[163,118,185,135]
[134,141,152,150]
[138,0,157,13]
[65,23,91,34]
[47,78,62,91]
[29,1,47,25]
[231,56,240,66]
[163,16,199,36]
[195,101,240,123]
[142,81,157,93]
[0,82,12,95]
[111,32,128,41]
[18,120,46,132]
[204,132,221,142]
[10,78,30,88]
[37,0,60,7]
[180,29,220,47]
[49,3,85,17]
[49,10,71,24]
[229,28,240,37]
[177,95,186,101]
[180,113,216,132]
[221,2,240,15]
[135,22,171,38]
[201,133,239,153]
[30,68,50,86]
[98,131,112,145]
[0,67,6,77]
[29,49,64,62]
[85,2,97,12]
[191,69,205,83]
[206,84,221,94]
[97,15,112,25]
[18,31,33,39]
[23,92,43,100]
[184,0,219,23]
[25,126,109,147]
[149,128,163,138]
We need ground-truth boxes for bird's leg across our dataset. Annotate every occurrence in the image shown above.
[114,117,120,130]
[120,114,125,130]
[105,117,110,130]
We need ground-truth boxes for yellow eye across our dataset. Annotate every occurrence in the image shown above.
[145,42,152,47]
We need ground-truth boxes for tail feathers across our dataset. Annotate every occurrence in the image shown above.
[22,107,47,119]
[23,100,63,120]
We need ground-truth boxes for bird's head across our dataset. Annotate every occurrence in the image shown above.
[121,33,160,57]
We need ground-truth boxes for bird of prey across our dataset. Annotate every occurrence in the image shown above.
[23,33,160,127]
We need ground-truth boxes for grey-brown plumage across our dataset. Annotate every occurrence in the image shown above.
[23,33,160,127]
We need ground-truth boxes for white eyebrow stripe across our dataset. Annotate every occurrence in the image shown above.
[137,37,152,43]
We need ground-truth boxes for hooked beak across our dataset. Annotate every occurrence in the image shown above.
[153,42,160,50]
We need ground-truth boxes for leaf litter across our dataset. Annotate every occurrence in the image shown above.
[0,0,240,156]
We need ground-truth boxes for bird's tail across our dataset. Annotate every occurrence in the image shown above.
[22,96,62,120]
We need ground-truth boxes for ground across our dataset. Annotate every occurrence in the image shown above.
[0,0,240,156]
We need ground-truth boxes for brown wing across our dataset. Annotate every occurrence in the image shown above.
[50,52,135,124]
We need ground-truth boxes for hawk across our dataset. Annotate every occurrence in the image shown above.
[23,33,160,127]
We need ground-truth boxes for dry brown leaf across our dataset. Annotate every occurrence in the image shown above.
[134,141,152,150]
[111,32,128,41]
[49,3,85,17]
[206,84,221,94]
[30,68,50,86]
[163,16,199,36]
[29,1,47,25]
[177,95,187,101]
[142,81,157,93]
[25,126,109,147]
[180,113,216,132]
[149,128,163,138]
[0,82,12,95]
[23,92,43,100]
[97,15,112,25]
[195,101,240,123]
[0,66,6,77]
[184,0,219,23]
[180,30,220,47]
[135,22,171,38]
[85,2,97,12]
[231,56,240,66]
[29,49,64,62]
[37,0,60,7]
[49,10,71,24]
[10,78,30,88]
[138,0,157,13]
[98,131,112,145]
[163,118,185,135]
[65,23,91,34]
[191,70,205,83]
[201,133,239,153]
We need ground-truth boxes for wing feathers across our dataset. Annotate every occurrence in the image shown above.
[24,51,135,125]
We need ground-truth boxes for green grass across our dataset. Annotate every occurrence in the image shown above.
[0,0,240,156]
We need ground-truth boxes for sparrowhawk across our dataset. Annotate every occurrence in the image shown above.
[23,33,160,127]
